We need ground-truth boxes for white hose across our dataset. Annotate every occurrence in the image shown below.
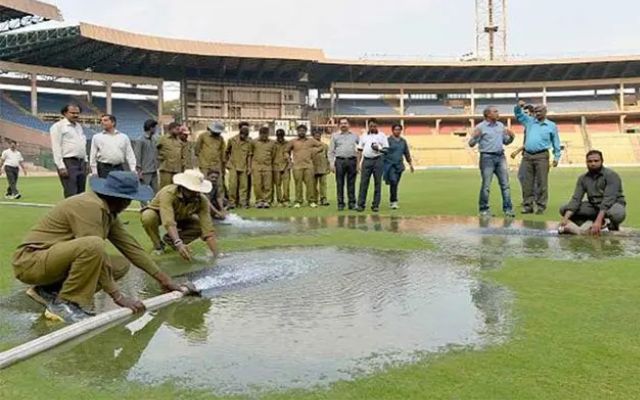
[0,290,184,370]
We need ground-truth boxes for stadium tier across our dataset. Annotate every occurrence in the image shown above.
[0,90,157,139]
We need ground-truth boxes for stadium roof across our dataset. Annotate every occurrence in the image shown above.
[2,22,640,87]
[0,0,61,21]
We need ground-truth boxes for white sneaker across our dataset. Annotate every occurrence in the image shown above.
[310,203,318,208]
[390,202,399,209]
[293,203,301,209]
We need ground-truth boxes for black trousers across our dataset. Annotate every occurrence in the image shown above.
[59,158,87,198]
[97,162,125,178]
[4,165,19,196]
[358,157,383,209]
[335,157,357,208]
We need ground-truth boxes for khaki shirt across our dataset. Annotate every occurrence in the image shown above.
[251,139,276,172]
[273,140,290,172]
[286,137,323,170]
[157,135,184,173]
[14,191,160,292]
[312,142,330,175]
[225,135,253,172]
[195,132,226,173]
[146,184,215,238]
[182,140,195,170]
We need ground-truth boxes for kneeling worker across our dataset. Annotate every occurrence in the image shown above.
[559,150,626,235]
[12,171,187,323]
[141,169,217,260]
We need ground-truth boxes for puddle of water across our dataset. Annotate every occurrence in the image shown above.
[2,215,639,396]
[21,248,509,395]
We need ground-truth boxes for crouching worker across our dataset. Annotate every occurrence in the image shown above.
[12,171,187,323]
[141,169,217,260]
[559,150,626,235]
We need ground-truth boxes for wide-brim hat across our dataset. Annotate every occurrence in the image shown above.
[207,121,225,134]
[173,169,213,193]
[90,171,154,201]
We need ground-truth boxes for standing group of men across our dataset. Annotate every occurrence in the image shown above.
[470,100,627,234]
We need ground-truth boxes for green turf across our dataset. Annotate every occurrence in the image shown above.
[1,170,639,399]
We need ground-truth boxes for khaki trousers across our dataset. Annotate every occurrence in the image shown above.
[292,168,316,205]
[228,170,249,207]
[252,169,273,204]
[12,237,130,308]
[314,174,328,203]
[273,169,291,204]
[140,209,202,249]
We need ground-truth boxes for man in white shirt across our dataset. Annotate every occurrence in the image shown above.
[50,104,88,198]
[356,118,389,212]
[0,140,27,199]
[90,114,137,178]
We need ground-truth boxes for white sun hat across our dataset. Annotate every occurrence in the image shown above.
[172,169,213,193]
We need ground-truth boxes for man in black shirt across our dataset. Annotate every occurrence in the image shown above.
[559,150,626,235]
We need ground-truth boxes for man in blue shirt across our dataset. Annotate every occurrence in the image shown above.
[469,106,516,217]
[514,100,562,214]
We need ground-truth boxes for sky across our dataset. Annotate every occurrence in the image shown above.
[51,0,640,60]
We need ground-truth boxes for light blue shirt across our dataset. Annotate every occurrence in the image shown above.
[468,120,513,154]
[514,105,562,161]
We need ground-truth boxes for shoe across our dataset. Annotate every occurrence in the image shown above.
[44,299,93,323]
[320,200,330,206]
[14,193,21,200]
[521,208,534,214]
[26,286,57,307]
[390,202,399,210]
[348,205,356,210]
[293,203,301,209]
[263,203,271,209]
[356,207,365,212]
[371,207,379,212]
[310,203,318,208]
[479,210,492,217]
[504,210,516,218]
[256,202,264,209]
[535,208,545,215]
[244,204,251,209]
[337,205,345,211]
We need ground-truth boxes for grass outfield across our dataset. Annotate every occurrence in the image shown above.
[1,169,639,399]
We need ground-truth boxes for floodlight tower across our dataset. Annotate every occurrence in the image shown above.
[475,0,508,61]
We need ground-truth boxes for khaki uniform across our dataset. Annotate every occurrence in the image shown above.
[12,192,160,308]
[251,139,276,204]
[313,142,330,204]
[273,140,291,205]
[140,184,215,249]
[225,135,253,207]
[157,135,186,188]
[287,137,323,205]
[182,140,195,170]
[195,132,226,205]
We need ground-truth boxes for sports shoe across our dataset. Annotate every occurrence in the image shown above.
[521,208,534,214]
[310,202,318,208]
[256,202,264,209]
[44,299,93,323]
[26,286,57,307]
[14,193,21,199]
[371,207,379,212]
[479,210,492,218]
[356,206,365,212]
[390,202,399,210]
[293,203,302,209]
[263,203,271,209]
[504,210,516,218]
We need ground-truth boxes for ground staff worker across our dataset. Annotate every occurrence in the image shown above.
[12,171,186,323]
[312,130,331,206]
[251,126,276,208]
[195,121,227,210]
[141,169,217,259]
[287,124,323,208]
[157,122,186,188]
[273,129,292,207]
[226,122,253,209]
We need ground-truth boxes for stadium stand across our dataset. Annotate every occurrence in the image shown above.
[335,99,398,116]
[546,96,618,112]
[0,92,51,132]
[405,100,465,115]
